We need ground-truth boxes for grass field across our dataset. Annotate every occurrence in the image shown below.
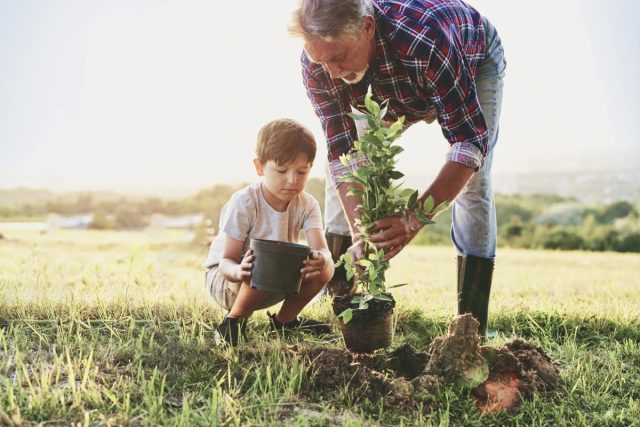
[0,229,639,426]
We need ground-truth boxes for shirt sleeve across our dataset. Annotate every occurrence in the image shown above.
[423,29,488,170]
[220,192,254,242]
[302,54,368,186]
[301,195,323,231]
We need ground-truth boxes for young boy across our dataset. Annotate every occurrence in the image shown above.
[203,118,334,346]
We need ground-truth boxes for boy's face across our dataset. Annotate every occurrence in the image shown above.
[254,154,312,206]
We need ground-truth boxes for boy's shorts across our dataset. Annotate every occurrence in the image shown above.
[205,266,287,311]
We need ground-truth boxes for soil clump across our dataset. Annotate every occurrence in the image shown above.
[296,313,561,413]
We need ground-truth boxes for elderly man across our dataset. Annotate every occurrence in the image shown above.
[290,0,505,338]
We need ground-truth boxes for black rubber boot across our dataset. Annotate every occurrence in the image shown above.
[325,231,356,296]
[457,254,494,338]
[216,316,248,347]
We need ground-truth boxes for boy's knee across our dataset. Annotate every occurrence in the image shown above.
[301,275,330,291]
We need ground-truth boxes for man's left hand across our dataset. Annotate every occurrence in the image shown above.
[368,212,422,260]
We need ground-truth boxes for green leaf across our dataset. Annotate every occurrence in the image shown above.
[358,259,372,268]
[389,146,404,155]
[339,308,353,324]
[348,112,369,121]
[387,283,408,289]
[345,266,354,281]
[422,195,434,214]
[364,92,380,116]
[399,188,415,198]
[408,190,418,209]
[380,100,389,119]
[341,175,367,185]
[374,130,386,141]
[361,134,381,145]
[434,201,449,215]
[387,117,405,138]
[388,170,404,180]
[372,293,393,301]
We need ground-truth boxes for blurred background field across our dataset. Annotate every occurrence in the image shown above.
[2,228,638,322]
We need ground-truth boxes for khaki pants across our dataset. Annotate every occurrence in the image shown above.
[205,266,287,311]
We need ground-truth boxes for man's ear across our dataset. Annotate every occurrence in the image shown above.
[253,158,264,176]
[362,15,376,40]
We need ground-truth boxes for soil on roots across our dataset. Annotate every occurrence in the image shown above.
[295,313,561,414]
[332,293,395,321]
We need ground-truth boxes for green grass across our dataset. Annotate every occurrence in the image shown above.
[0,229,639,426]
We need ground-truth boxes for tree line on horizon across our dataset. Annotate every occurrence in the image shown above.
[0,178,638,253]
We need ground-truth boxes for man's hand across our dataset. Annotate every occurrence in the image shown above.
[368,211,422,260]
[301,249,327,279]
[233,249,253,282]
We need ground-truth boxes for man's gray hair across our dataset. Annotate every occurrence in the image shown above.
[289,0,374,40]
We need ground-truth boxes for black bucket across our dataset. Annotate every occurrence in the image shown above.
[249,238,310,294]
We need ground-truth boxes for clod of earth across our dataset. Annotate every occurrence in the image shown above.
[424,314,489,389]
[298,313,561,414]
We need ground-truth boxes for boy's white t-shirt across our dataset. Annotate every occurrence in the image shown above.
[203,181,323,269]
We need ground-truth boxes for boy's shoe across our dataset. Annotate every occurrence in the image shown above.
[216,316,247,347]
[267,312,332,336]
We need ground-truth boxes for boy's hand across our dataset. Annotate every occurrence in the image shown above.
[234,249,253,283]
[301,249,326,279]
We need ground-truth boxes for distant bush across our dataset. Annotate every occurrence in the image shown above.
[597,201,636,224]
[114,207,148,230]
[2,186,638,252]
[89,210,113,230]
[618,232,640,252]
[535,227,585,250]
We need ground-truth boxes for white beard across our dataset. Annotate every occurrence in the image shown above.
[340,65,369,85]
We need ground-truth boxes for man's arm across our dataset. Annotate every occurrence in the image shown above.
[363,161,475,260]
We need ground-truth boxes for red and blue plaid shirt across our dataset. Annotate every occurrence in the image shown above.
[302,0,488,186]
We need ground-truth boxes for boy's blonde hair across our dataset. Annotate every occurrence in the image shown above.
[256,119,316,165]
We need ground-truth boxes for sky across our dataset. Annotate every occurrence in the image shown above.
[1,0,639,196]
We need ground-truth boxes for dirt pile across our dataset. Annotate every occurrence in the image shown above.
[424,314,489,388]
[299,313,561,413]
[299,347,390,403]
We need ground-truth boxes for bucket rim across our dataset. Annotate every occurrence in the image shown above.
[250,238,310,255]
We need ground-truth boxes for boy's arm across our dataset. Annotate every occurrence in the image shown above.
[218,235,253,283]
[302,228,334,280]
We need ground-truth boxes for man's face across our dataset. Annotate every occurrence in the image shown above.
[304,16,376,84]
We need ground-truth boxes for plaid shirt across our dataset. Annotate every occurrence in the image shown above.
[302,0,488,186]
